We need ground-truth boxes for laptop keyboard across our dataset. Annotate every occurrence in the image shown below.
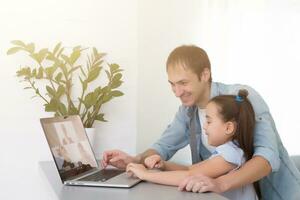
[78,169,124,182]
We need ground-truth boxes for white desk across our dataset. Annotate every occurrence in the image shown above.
[39,161,228,200]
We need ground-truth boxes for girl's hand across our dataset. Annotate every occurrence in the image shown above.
[126,163,147,179]
[144,155,164,170]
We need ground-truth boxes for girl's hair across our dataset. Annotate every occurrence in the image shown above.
[209,89,261,198]
[209,89,255,160]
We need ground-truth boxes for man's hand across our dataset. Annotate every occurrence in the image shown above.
[101,150,134,170]
[178,174,223,193]
[126,163,147,180]
[144,154,165,170]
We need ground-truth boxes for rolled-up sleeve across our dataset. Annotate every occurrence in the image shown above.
[151,106,190,160]
[253,112,280,172]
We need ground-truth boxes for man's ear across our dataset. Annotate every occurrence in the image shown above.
[201,68,211,82]
[225,121,236,135]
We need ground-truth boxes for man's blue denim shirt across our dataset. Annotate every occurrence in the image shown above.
[151,82,300,199]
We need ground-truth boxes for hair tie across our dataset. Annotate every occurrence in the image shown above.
[235,95,244,102]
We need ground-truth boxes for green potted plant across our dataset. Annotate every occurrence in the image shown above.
[7,40,124,128]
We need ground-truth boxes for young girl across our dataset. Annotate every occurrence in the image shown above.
[126,89,259,200]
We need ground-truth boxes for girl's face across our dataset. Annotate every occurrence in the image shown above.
[203,102,235,146]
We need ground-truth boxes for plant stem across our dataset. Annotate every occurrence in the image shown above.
[28,79,49,104]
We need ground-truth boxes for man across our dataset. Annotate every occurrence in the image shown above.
[102,45,300,199]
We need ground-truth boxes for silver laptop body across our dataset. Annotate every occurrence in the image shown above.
[40,115,141,188]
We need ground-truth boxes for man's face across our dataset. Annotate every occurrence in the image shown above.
[167,64,207,107]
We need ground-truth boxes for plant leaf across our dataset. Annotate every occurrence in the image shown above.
[53,42,62,56]
[36,48,48,63]
[86,66,101,83]
[93,47,98,56]
[95,113,107,122]
[111,80,123,89]
[36,67,44,79]
[7,47,23,55]
[73,45,81,51]
[56,85,65,98]
[11,40,26,47]
[58,102,67,115]
[26,43,35,53]
[44,99,59,112]
[79,65,87,77]
[16,67,31,77]
[94,86,102,97]
[112,73,122,82]
[55,72,63,82]
[68,65,81,76]
[83,92,97,109]
[102,94,112,103]
[110,63,120,73]
[79,77,88,91]
[110,90,124,97]
[31,69,37,77]
[44,66,57,79]
[57,47,65,57]
[61,54,70,64]
[69,49,81,65]
[46,86,56,98]
[105,70,110,79]
[69,106,79,115]
[46,52,56,61]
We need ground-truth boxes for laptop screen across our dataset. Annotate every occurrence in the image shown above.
[41,115,98,181]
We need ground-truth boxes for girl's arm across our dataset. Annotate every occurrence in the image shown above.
[162,161,189,171]
[144,154,189,171]
[127,156,236,186]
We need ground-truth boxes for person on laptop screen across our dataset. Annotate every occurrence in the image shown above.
[44,119,97,180]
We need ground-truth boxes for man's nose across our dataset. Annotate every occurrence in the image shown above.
[173,85,184,97]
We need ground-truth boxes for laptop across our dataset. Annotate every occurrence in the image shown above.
[40,115,141,188]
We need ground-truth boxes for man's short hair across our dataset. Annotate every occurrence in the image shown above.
[166,45,212,82]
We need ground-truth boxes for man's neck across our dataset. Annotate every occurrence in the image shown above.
[196,83,211,108]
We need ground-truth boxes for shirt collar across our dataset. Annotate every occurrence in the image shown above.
[210,82,220,99]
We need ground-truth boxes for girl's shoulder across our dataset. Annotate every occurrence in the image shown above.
[212,141,245,167]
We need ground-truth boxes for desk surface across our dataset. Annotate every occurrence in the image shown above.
[39,161,228,200]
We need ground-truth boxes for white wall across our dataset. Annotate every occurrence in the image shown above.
[0,0,137,199]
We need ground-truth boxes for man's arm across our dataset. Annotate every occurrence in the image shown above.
[101,148,159,169]
[134,149,159,164]
[216,156,271,192]
[179,155,271,193]
[103,106,190,169]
